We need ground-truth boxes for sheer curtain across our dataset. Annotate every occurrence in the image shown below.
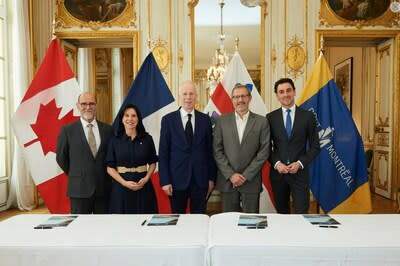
[6,0,35,210]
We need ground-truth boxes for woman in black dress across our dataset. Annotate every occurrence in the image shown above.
[106,104,158,214]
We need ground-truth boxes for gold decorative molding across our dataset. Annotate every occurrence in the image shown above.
[151,37,169,71]
[378,45,391,59]
[376,132,389,147]
[55,0,136,31]
[377,116,390,127]
[260,0,267,99]
[188,0,199,81]
[187,0,199,17]
[286,35,306,79]
[178,44,184,73]
[376,151,389,190]
[319,0,399,29]
[62,44,77,75]
[55,30,140,78]
[194,69,207,81]
[271,44,277,71]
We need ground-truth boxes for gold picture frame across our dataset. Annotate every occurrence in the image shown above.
[55,0,136,31]
[320,0,398,29]
[60,40,77,76]
[334,57,353,112]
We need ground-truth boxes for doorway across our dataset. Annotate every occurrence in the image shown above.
[316,30,400,200]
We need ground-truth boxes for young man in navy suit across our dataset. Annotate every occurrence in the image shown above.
[159,81,216,214]
[267,78,320,214]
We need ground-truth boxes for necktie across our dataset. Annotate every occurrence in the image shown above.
[285,109,292,138]
[185,113,193,146]
[87,124,97,157]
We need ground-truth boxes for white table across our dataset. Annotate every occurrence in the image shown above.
[0,214,209,266]
[208,212,400,266]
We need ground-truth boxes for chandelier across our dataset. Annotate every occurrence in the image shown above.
[206,0,229,86]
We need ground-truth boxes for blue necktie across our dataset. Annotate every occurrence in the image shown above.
[285,109,292,138]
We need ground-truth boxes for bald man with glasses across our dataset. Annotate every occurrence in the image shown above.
[56,92,113,214]
[213,83,270,213]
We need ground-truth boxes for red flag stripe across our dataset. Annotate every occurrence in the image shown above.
[262,162,275,206]
[211,83,234,113]
[37,173,70,214]
[150,172,171,214]
[22,39,74,103]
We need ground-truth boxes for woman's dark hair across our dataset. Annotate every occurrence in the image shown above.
[273,78,296,93]
[116,104,146,137]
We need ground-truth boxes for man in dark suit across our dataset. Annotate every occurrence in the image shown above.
[159,80,216,214]
[267,78,320,214]
[213,83,270,213]
[56,92,112,214]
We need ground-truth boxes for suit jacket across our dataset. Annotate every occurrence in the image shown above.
[267,106,320,181]
[213,112,270,193]
[159,109,216,190]
[56,119,113,198]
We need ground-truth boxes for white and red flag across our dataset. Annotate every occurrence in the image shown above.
[12,39,80,213]
[204,51,276,213]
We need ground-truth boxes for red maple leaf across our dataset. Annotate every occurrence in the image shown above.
[24,99,79,155]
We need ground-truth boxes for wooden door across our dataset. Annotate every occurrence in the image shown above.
[373,39,394,199]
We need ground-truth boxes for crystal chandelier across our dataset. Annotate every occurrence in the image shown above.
[206,0,229,87]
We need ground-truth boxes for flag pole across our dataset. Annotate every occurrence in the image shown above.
[315,35,325,214]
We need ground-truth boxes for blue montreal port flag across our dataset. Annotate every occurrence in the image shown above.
[296,54,371,213]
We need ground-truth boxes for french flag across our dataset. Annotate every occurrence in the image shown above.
[12,39,81,213]
[112,53,177,213]
[204,51,276,213]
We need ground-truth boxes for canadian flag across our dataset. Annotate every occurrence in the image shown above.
[204,51,276,213]
[12,39,80,213]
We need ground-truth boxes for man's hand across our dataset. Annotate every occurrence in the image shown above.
[162,184,173,196]
[275,162,289,174]
[287,161,301,174]
[229,173,246,188]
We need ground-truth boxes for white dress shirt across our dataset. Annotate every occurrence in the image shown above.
[235,111,249,144]
[180,108,195,133]
[80,117,101,150]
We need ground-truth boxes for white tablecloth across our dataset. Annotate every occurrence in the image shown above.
[208,212,400,266]
[0,214,209,266]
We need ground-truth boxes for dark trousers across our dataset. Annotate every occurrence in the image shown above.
[271,174,309,214]
[170,180,208,214]
[70,195,108,214]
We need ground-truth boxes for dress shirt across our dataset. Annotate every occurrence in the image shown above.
[274,105,304,169]
[235,111,249,144]
[180,108,195,133]
[80,117,101,151]
[281,105,296,129]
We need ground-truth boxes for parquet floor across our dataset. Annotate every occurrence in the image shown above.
[0,193,398,222]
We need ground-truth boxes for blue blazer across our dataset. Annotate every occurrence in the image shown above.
[159,109,216,190]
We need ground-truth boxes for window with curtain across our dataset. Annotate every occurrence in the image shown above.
[0,0,9,207]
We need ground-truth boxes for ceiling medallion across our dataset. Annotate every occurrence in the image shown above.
[286,35,306,79]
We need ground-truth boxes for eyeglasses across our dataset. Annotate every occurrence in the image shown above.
[232,94,250,100]
[79,102,96,108]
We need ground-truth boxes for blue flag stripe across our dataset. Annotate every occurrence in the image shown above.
[120,53,174,119]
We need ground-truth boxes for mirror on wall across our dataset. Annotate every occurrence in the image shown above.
[192,0,263,109]
[56,32,138,124]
